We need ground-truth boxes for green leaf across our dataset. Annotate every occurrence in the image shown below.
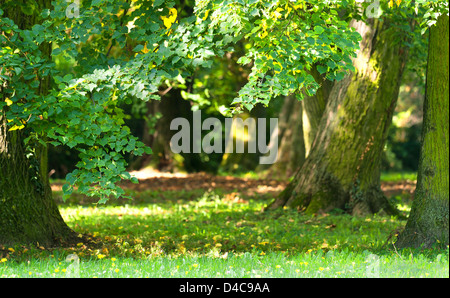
[153,0,165,7]
[97,197,109,204]
[317,65,328,75]
[144,146,153,154]
[62,184,73,201]
[314,26,325,35]
[237,56,252,65]
[133,44,144,52]
[334,71,346,81]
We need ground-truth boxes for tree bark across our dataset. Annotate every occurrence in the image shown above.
[301,68,333,156]
[268,18,409,216]
[0,0,77,246]
[259,68,331,179]
[128,94,181,172]
[220,104,269,172]
[396,15,449,248]
[257,96,305,179]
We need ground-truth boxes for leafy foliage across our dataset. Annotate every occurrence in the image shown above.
[1,0,446,203]
[195,0,361,113]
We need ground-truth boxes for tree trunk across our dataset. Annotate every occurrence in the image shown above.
[302,68,333,156]
[129,89,202,172]
[0,122,77,246]
[396,15,449,248]
[257,96,305,179]
[221,104,267,173]
[259,68,331,180]
[0,0,77,247]
[268,18,409,216]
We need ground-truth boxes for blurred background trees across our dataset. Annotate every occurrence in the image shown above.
[46,1,429,182]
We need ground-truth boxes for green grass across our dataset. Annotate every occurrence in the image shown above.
[380,171,417,182]
[1,187,448,278]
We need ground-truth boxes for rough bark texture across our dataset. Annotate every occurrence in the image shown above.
[0,122,77,246]
[260,68,331,179]
[396,15,449,248]
[302,68,333,156]
[0,0,77,246]
[268,18,409,216]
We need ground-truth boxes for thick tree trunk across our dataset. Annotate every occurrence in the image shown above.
[396,15,449,248]
[268,18,409,216]
[129,89,202,172]
[259,68,331,179]
[302,68,333,156]
[257,96,305,179]
[221,104,267,172]
[0,122,76,246]
[0,0,77,246]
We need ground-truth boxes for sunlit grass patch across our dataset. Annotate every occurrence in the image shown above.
[2,188,448,278]
[380,171,417,182]
[1,247,448,278]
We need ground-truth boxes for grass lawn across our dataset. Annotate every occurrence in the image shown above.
[1,174,448,278]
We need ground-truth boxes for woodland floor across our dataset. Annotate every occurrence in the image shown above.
[51,168,417,202]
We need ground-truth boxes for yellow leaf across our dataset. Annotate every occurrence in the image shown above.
[274,61,283,74]
[161,8,178,29]
[202,9,210,21]
[141,43,149,54]
[259,30,268,39]
[8,124,24,131]
[5,98,13,106]
[271,8,284,20]
[389,0,394,8]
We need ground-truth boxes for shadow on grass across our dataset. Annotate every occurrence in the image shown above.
[52,187,415,259]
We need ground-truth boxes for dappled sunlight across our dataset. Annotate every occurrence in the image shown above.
[52,170,287,202]
[57,188,406,259]
[54,172,419,260]
[2,185,447,278]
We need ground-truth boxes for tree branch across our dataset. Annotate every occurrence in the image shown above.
[106,1,131,58]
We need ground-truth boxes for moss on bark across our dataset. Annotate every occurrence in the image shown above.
[268,18,410,216]
[0,0,77,246]
[396,15,449,248]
